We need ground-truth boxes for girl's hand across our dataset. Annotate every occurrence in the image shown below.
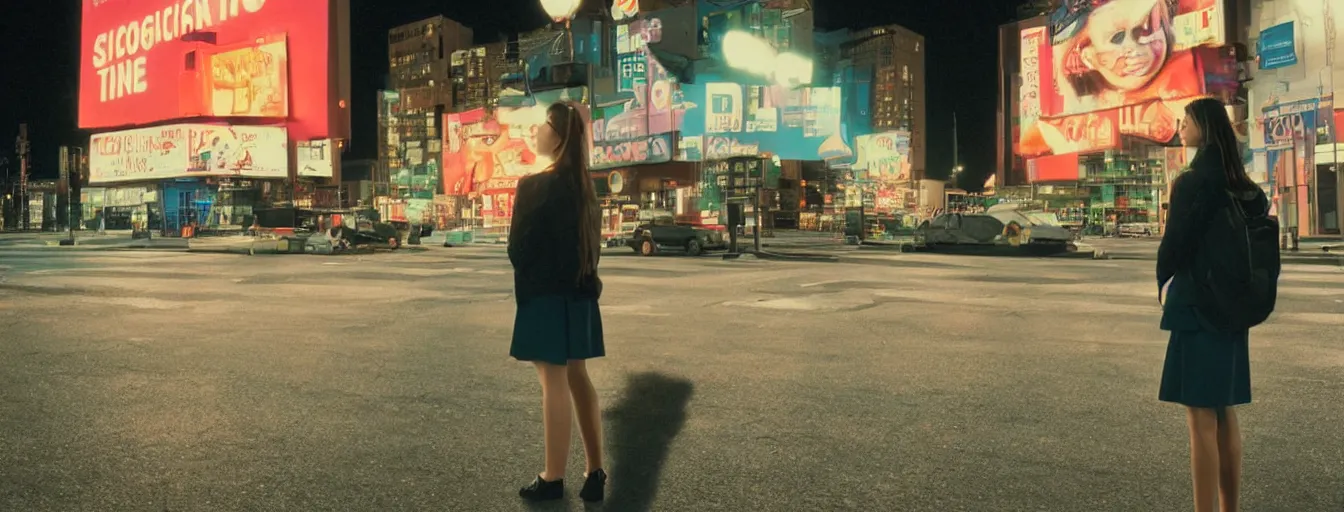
[1159,279,1172,306]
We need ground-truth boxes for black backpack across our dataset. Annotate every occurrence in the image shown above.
[1189,189,1280,332]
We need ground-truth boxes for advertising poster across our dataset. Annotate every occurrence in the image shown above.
[297,139,334,178]
[1018,27,1050,129]
[1018,0,1226,157]
[90,124,288,184]
[852,131,913,181]
[79,0,331,140]
[1042,0,1221,118]
[441,88,589,218]
[1257,22,1298,70]
[591,18,683,171]
[681,82,846,161]
[206,35,289,118]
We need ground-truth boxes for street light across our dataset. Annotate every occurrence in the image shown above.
[540,0,582,60]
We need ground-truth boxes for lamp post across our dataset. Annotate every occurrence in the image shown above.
[540,0,582,61]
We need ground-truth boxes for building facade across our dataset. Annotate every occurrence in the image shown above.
[1245,0,1344,237]
[999,0,1242,236]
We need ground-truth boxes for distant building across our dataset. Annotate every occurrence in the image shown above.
[824,25,928,176]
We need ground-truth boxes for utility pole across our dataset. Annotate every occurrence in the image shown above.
[17,124,30,231]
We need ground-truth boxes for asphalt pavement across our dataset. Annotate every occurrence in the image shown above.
[1,246,1342,511]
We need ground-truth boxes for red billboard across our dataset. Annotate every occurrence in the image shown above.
[1019,0,1227,157]
[79,0,331,140]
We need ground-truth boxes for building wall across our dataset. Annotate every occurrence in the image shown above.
[996,16,1048,189]
[388,16,473,89]
[1247,0,1344,234]
[839,25,927,176]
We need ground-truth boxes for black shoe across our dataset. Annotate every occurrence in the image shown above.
[519,475,564,501]
[579,469,606,502]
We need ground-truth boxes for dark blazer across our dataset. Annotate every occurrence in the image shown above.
[1157,148,1269,331]
[507,171,603,302]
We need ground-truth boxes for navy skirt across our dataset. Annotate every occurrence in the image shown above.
[510,295,605,365]
[1158,328,1252,408]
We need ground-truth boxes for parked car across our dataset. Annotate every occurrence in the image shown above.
[626,210,728,256]
[915,204,1078,255]
[326,208,406,251]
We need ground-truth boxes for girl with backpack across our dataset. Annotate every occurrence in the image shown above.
[1157,97,1274,512]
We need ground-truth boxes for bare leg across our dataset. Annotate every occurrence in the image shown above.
[1187,407,1222,512]
[1216,408,1243,512]
[535,362,572,481]
[567,360,604,474]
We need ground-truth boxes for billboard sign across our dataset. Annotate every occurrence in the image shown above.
[1041,0,1223,118]
[206,34,290,118]
[90,124,289,184]
[680,82,846,161]
[297,139,334,178]
[79,0,331,140]
[1257,22,1298,70]
[1018,0,1226,157]
[852,131,913,181]
[441,88,589,218]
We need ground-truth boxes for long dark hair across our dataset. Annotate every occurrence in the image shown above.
[545,101,600,279]
[1185,97,1256,190]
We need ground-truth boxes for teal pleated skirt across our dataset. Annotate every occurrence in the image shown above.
[510,295,605,365]
[1158,328,1252,408]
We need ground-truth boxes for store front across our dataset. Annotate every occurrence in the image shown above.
[592,162,701,238]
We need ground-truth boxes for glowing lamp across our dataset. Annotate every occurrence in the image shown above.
[774,52,813,87]
[540,0,582,22]
[722,31,778,77]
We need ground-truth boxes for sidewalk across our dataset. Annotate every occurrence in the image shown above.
[1085,236,1344,265]
[0,230,187,250]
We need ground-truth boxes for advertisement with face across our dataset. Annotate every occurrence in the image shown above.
[441,89,588,219]
[1044,0,1220,117]
[79,0,331,140]
[206,35,289,118]
[90,124,289,184]
[1017,0,1224,157]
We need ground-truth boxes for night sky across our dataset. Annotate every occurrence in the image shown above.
[1,0,1018,187]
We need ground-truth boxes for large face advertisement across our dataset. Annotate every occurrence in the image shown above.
[1018,0,1227,158]
[89,124,289,184]
[79,0,330,140]
[679,82,847,162]
[441,89,589,219]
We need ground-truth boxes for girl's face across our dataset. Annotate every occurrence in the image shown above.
[536,118,562,158]
[1179,113,1203,148]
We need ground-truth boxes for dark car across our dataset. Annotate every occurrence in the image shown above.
[627,210,728,256]
[915,205,1077,255]
[328,208,406,251]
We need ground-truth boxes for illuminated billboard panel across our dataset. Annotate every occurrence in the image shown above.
[297,139,335,178]
[678,81,848,162]
[89,124,289,184]
[441,89,590,219]
[79,0,331,140]
[1017,0,1226,157]
[206,35,290,118]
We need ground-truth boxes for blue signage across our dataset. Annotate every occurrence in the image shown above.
[1258,22,1298,70]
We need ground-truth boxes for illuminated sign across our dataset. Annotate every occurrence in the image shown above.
[297,139,334,178]
[79,0,331,139]
[591,134,673,170]
[89,124,289,184]
[853,131,913,181]
[205,35,290,118]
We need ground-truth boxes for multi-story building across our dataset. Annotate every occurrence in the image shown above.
[1246,0,1343,238]
[378,16,474,224]
[836,25,927,174]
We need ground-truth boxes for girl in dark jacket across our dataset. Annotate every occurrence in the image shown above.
[508,102,607,502]
[1157,97,1268,512]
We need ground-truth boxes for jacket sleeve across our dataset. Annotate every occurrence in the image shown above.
[1156,174,1215,288]
[508,176,545,270]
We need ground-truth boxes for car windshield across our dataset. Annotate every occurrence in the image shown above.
[988,209,1036,227]
[1026,212,1062,226]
